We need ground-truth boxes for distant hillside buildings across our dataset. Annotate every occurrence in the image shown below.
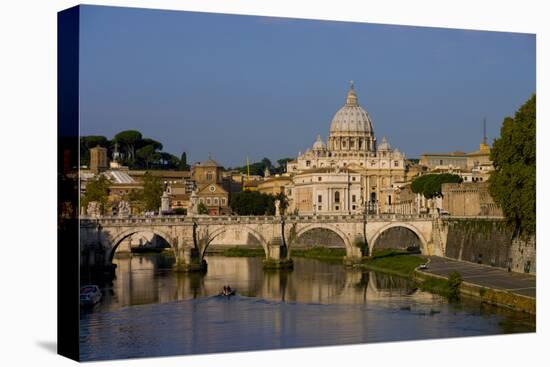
[81,82,500,218]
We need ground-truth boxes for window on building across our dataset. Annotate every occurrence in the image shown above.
[199,198,204,204]
[388,195,392,205]
[352,195,356,203]
[221,198,226,205]
[318,177,322,181]
[342,141,346,147]
[318,206,322,211]
[206,198,211,205]
[352,177,356,181]
[350,140,354,148]
[318,195,322,203]
[440,160,443,165]
[352,205,356,210]
[306,160,311,167]
[394,161,399,167]
[206,172,213,181]
[214,198,219,205]
[335,205,339,211]
[334,191,340,203]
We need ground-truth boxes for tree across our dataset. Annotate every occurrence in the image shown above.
[489,94,536,236]
[159,152,180,170]
[81,175,110,212]
[231,157,275,177]
[136,144,160,169]
[114,130,143,163]
[129,172,164,212]
[274,192,289,214]
[138,138,163,151]
[178,151,190,171]
[198,202,209,215]
[142,172,164,211]
[411,173,462,199]
[275,157,294,174]
[230,191,276,215]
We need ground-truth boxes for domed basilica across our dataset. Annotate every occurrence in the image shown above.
[286,82,410,215]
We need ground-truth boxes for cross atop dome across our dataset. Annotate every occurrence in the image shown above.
[346,81,358,107]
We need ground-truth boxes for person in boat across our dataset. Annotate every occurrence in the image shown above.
[223,285,227,294]
[226,285,232,293]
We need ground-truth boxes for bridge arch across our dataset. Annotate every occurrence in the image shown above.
[106,227,176,263]
[369,222,428,254]
[200,225,270,259]
[291,223,354,255]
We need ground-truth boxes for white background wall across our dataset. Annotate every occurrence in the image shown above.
[0,1,547,366]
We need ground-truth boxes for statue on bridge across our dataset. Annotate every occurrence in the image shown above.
[275,199,281,217]
[117,200,131,218]
[188,189,199,217]
[86,201,101,218]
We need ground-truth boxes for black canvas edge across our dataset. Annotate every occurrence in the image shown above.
[57,5,80,361]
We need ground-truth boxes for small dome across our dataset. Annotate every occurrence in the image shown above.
[330,82,374,134]
[378,136,391,151]
[312,135,326,150]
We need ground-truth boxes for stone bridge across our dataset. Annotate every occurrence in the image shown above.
[80,214,442,272]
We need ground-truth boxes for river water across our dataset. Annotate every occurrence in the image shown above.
[79,253,534,361]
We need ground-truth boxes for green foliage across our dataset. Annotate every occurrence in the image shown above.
[221,247,266,257]
[291,247,346,263]
[231,157,273,176]
[136,144,160,169]
[274,192,289,214]
[419,271,462,300]
[231,157,295,176]
[128,172,164,212]
[178,151,190,171]
[276,158,294,173]
[198,202,209,215]
[447,271,463,299]
[411,173,462,199]
[362,253,426,277]
[142,172,164,211]
[173,207,186,215]
[489,94,536,236]
[81,175,110,211]
[113,130,143,162]
[230,191,277,215]
[81,130,183,170]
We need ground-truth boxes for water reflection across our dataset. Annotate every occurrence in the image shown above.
[95,254,448,311]
[80,253,534,361]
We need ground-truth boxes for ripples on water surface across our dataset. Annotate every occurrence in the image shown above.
[79,254,534,361]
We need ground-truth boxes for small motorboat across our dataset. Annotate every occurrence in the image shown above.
[219,287,236,297]
[80,285,102,306]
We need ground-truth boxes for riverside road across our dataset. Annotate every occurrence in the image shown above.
[424,257,536,298]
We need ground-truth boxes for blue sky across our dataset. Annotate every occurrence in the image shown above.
[79,5,535,167]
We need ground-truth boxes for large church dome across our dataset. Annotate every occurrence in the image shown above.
[329,83,374,134]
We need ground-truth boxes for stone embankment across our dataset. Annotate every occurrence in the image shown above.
[414,256,535,314]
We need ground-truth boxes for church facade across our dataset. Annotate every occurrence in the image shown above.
[286,83,410,215]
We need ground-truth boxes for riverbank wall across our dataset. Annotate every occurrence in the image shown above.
[440,218,536,275]
[414,269,536,315]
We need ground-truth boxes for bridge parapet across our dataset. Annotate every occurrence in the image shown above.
[82,213,438,226]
